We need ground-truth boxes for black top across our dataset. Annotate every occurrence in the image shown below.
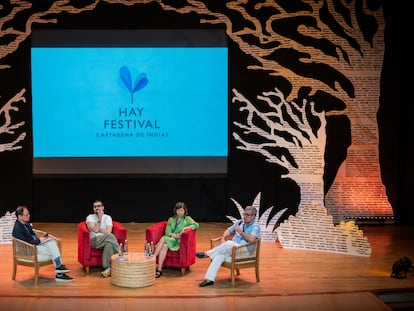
[12,220,40,245]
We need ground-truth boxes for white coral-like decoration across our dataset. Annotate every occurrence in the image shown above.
[227,192,287,242]
[0,211,17,244]
[277,201,371,256]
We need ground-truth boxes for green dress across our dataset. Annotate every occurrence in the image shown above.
[164,215,199,251]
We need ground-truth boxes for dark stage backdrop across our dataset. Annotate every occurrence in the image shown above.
[0,1,411,225]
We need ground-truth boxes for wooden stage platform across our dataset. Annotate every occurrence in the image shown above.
[1,222,414,310]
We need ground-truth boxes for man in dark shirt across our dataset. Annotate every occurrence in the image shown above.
[12,205,74,282]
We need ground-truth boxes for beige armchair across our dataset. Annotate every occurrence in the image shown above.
[12,229,62,285]
[210,236,261,286]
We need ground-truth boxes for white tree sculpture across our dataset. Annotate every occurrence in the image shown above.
[0,89,26,152]
[233,88,327,211]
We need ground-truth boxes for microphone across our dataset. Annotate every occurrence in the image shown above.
[237,219,244,232]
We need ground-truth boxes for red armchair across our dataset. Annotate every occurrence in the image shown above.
[77,221,127,274]
[145,221,197,275]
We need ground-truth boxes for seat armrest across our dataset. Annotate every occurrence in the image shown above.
[13,237,37,258]
[210,237,222,248]
[210,235,234,248]
[178,228,197,265]
[78,222,91,248]
[33,229,46,237]
[180,227,195,242]
[146,221,167,244]
[231,238,261,261]
[78,221,92,263]
[179,228,196,252]
[112,221,127,244]
[34,229,62,252]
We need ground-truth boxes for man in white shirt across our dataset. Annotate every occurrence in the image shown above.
[86,200,119,277]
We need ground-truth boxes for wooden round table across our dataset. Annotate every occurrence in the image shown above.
[111,252,155,288]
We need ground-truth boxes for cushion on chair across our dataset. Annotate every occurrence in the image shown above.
[18,254,52,262]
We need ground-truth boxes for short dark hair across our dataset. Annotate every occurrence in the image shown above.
[173,201,188,215]
[15,205,27,217]
[93,200,104,206]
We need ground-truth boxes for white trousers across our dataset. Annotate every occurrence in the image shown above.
[36,239,62,267]
[204,240,250,282]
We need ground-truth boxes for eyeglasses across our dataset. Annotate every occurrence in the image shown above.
[243,213,253,217]
[93,204,103,208]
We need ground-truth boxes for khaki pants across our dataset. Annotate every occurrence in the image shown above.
[91,233,119,269]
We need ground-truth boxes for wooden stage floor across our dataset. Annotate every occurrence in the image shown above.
[1,222,414,311]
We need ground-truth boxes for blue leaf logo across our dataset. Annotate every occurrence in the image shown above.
[119,66,149,104]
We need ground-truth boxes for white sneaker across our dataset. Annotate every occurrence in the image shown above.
[101,267,111,278]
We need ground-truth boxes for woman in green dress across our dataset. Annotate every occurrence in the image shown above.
[153,201,199,278]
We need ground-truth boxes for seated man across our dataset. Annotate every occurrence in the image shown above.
[86,200,119,277]
[196,205,260,287]
[12,205,74,282]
